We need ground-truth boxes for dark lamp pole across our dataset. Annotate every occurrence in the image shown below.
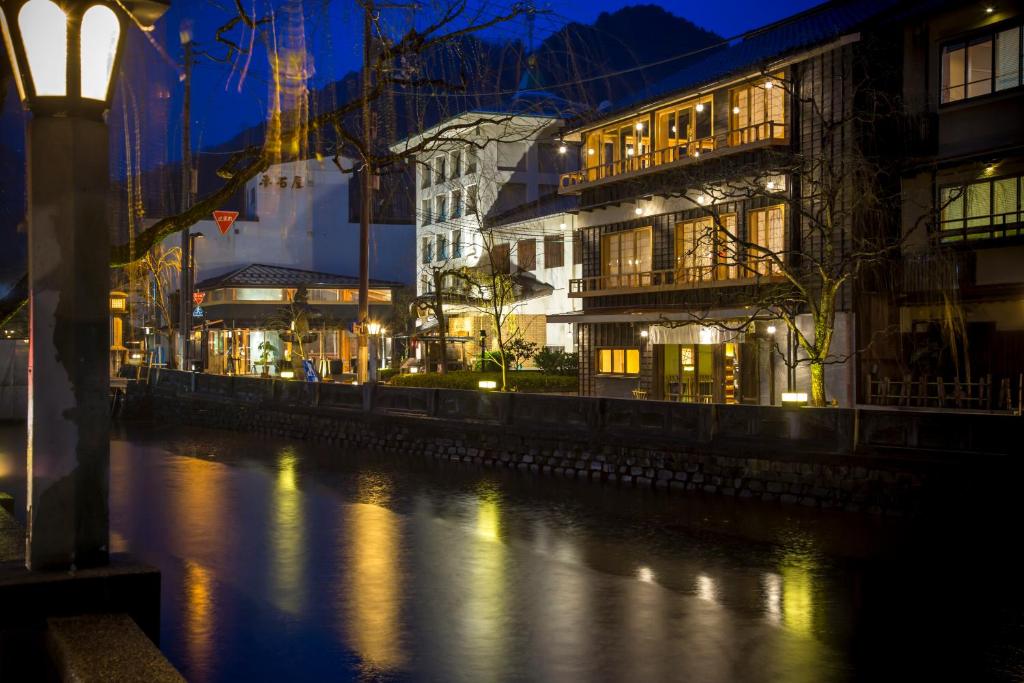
[1,0,170,570]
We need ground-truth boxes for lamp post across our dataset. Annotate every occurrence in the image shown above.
[1,0,170,570]
[184,230,203,371]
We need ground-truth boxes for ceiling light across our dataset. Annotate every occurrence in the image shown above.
[634,206,643,215]
[695,103,704,112]
[635,122,644,130]
[732,106,740,114]
[765,80,774,89]
[558,144,567,154]
[587,148,595,156]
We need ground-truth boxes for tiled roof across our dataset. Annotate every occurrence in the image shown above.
[595,0,905,120]
[194,264,405,291]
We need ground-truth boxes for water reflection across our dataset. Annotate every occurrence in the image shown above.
[342,472,405,673]
[271,447,304,615]
[5,422,1011,682]
[185,559,216,673]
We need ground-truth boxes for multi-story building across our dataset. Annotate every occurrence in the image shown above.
[160,156,414,375]
[886,1,1024,407]
[392,109,581,367]
[557,0,906,405]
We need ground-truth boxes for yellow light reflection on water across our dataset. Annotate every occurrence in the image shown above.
[464,485,506,673]
[782,563,814,635]
[184,559,215,672]
[271,447,304,615]
[343,473,404,672]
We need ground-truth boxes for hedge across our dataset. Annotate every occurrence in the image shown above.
[389,370,577,393]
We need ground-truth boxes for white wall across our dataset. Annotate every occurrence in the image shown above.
[174,158,415,285]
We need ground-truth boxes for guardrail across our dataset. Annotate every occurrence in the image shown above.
[145,368,1021,458]
[568,266,782,296]
[559,121,788,190]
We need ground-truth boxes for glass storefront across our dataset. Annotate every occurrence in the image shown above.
[660,342,741,404]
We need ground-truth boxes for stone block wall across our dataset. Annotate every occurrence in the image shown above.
[129,369,1024,515]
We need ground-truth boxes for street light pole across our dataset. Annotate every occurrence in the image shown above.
[1,0,170,570]
[179,28,194,371]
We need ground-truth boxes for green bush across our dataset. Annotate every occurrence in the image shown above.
[379,367,402,383]
[533,348,579,375]
[390,370,577,393]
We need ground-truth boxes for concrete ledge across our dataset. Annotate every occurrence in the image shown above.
[48,614,184,682]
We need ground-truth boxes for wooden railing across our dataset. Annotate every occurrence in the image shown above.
[867,374,1022,412]
[560,121,788,190]
[569,264,780,296]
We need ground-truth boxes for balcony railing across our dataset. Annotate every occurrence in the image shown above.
[937,212,1022,244]
[568,264,782,296]
[560,121,788,191]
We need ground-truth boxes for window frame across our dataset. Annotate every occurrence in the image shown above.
[601,226,653,288]
[746,204,786,276]
[544,233,564,269]
[938,172,1023,242]
[517,238,537,271]
[596,347,641,376]
[941,23,1024,105]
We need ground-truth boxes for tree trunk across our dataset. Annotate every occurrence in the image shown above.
[433,270,447,374]
[810,360,826,407]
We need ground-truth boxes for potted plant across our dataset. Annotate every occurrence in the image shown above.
[255,340,278,378]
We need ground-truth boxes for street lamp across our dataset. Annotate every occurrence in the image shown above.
[367,321,381,382]
[1,0,170,571]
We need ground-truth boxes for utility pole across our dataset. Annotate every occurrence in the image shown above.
[357,3,372,384]
[179,30,194,371]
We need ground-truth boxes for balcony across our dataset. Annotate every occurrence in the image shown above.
[559,121,788,193]
[568,265,784,297]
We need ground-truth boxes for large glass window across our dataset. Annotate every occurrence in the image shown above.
[943,26,1024,103]
[435,194,447,223]
[433,156,446,184]
[674,214,739,283]
[747,205,785,276]
[601,227,652,288]
[452,229,463,258]
[235,288,285,301]
[450,189,462,218]
[438,234,449,260]
[940,174,1023,241]
[465,185,478,216]
[421,198,431,225]
[597,348,640,375]
[449,150,462,178]
[729,74,785,145]
[675,217,714,283]
[655,95,714,159]
[422,236,433,264]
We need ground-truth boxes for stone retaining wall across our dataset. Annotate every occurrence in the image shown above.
[134,369,1023,516]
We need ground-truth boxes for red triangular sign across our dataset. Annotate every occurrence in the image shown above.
[213,210,239,235]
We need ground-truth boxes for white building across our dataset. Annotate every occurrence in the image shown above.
[185,157,415,285]
[391,110,581,366]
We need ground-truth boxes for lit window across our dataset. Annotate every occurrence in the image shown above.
[746,205,785,276]
[942,26,1023,103]
[729,73,785,145]
[601,227,652,288]
[940,174,1023,242]
[598,348,640,375]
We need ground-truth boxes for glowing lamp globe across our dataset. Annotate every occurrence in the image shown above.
[0,0,169,116]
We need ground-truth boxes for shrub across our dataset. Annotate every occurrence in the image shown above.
[504,338,539,369]
[390,370,576,393]
[533,348,579,375]
[379,367,402,383]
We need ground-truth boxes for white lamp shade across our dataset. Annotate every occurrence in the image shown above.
[80,4,119,100]
[18,0,66,96]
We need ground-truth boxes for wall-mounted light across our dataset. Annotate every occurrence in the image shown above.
[767,325,777,335]
[558,144,567,154]
[696,194,709,205]
[639,329,649,339]
[986,5,994,12]
[695,102,705,113]
[765,80,774,89]
[587,148,595,156]
[626,146,635,157]
[634,206,644,216]
[559,222,567,229]
[766,180,776,190]
[635,122,644,131]
[732,106,740,114]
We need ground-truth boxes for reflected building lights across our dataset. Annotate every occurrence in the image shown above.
[185,559,215,673]
[637,566,655,583]
[271,447,305,615]
[696,574,717,602]
[782,564,814,635]
[344,472,404,672]
[763,572,782,625]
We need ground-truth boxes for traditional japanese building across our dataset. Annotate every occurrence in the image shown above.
[192,264,403,377]
[556,0,906,405]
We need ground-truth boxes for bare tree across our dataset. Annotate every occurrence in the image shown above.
[653,65,929,406]
[138,245,182,367]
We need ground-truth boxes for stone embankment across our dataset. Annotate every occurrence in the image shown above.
[129,369,1022,516]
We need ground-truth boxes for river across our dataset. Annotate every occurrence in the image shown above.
[0,423,1021,681]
